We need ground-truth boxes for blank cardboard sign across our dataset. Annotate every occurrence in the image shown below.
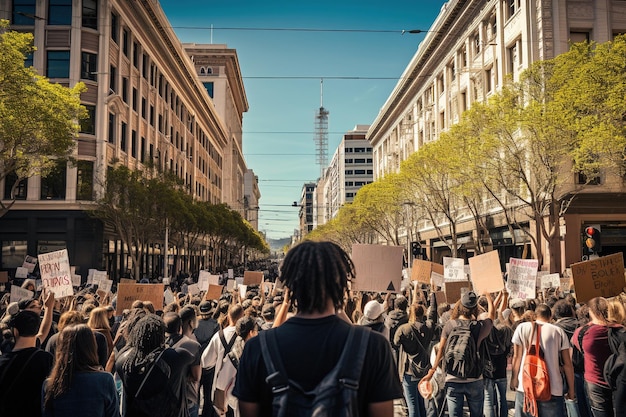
[352,244,403,292]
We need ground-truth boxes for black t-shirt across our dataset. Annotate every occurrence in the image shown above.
[233,315,403,416]
[0,347,53,417]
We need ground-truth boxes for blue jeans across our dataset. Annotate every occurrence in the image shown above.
[484,377,508,417]
[446,380,484,417]
[574,373,591,417]
[514,391,565,417]
[403,374,426,417]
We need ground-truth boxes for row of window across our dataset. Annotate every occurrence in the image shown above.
[345,170,373,175]
[3,161,93,201]
[345,147,372,153]
[345,158,373,164]
[12,0,97,29]
[345,181,372,187]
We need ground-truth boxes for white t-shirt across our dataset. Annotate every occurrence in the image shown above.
[511,320,571,396]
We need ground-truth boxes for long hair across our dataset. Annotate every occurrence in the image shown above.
[87,307,111,331]
[450,300,477,320]
[57,311,85,331]
[122,314,166,374]
[607,298,626,325]
[588,297,609,324]
[44,325,100,409]
[280,241,354,314]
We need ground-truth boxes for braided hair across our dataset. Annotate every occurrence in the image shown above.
[122,314,166,374]
[280,241,354,314]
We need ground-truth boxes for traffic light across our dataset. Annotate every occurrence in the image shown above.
[411,242,420,259]
[583,226,602,254]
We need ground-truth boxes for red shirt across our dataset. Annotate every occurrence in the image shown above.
[572,324,615,386]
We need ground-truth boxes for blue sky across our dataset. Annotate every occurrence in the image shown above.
[160,0,447,240]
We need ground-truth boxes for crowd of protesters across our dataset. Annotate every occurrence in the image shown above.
[0,243,625,417]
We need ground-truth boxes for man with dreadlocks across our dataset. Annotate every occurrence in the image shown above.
[115,314,195,417]
[233,240,403,417]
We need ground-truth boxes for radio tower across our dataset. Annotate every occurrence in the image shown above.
[314,79,329,178]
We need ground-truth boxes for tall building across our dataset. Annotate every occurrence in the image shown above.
[0,0,238,278]
[367,0,626,269]
[243,169,261,231]
[321,125,373,224]
[298,183,316,239]
[184,43,249,213]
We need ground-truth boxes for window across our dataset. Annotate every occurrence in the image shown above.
[48,0,72,25]
[131,130,137,158]
[345,158,353,163]
[142,54,148,78]
[110,12,118,43]
[355,169,366,175]
[120,122,127,152]
[508,0,520,19]
[3,172,27,200]
[367,170,373,174]
[121,78,128,102]
[24,51,33,68]
[355,147,366,153]
[507,42,519,75]
[486,67,493,92]
[80,105,96,134]
[40,161,66,200]
[141,98,146,118]
[345,170,353,175]
[354,158,366,163]
[82,0,98,29]
[132,87,137,111]
[47,51,70,78]
[203,82,214,98]
[109,65,116,92]
[355,181,366,186]
[345,148,353,152]
[345,181,354,186]
[346,192,354,198]
[149,105,154,126]
[122,29,129,56]
[1,240,28,269]
[367,158,372,163]
[81,52,97,81]
[140,137,146,162]
[12,0,36,25]
[108,113,115,143]
[133,42,139,67]
[570,31,590,45]
[76,160,94,200]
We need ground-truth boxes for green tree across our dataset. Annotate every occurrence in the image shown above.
[0,20,85,216]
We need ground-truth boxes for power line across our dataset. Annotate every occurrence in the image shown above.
[173,26,435,35]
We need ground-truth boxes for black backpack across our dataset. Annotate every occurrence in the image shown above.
[444,319,482,379]
[482,325,512,379]
[122,349,182,417]
[603,327,626,390]
[259,325,371,417]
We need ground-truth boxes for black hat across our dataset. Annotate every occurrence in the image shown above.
[461,291,478,309]
[199,300,213,314]
[261,304,275,319]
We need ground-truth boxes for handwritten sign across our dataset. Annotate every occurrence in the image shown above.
[97,278,113,294]
[352,244,403,292]
[228,269,234,279]
[571,253,625,303]
[116,283,164,314]
[431,271,444,289]
[22,255,37,273]
[72,274,82,287]
[10,285,33,303]
[243,271,264,286]
[187,283,200,295]
[411,259,433,284]
[206,284,223,301]
[444,257,466,281]
[468,251,504,294]
[226,279,235,291]
[507,258,538,300]
[164,288,175,306]
[445,280,473,304]
[540,273,560,289]
[38,249,73,298]
[120,278,135,284]
[239,284,247,299]
[15,267,28,279]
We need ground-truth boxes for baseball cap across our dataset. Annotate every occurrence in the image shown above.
[363,300,384,320]
[461,291,478,309]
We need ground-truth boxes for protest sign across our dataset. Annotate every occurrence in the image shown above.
[507,258,539,300]
[0,271,9,282]
[239,284,247,299]
[243,271,264,286]
[352,244,403,292]
[444,257,465,281]
[72,274,82,287]
[235,277,243,288]
[23,255,37,273]
[15,267,28,279]
[206,284,223,301]
[38,249,73,298]
[198,271,210,291]
[10,285,33,303]
[228,269,234,279]
[97,278,113,294]
[571,253,626,303]
[226,279,235,291]
[468,251,504,294]
[116,283,164,314]
[432,263,444,276]
[540,273,560,289]
[435,291,447,305]
[187,283,200,296]
[120,278,135,284]
[164,288,175,305]
[411,259,432,284]
[445,280,472,304]
[431,271,444,289]
[560,277,573,291]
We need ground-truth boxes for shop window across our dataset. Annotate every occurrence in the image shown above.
[40,161,67,200]
[76,160,94,200]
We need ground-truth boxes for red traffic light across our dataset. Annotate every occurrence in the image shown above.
[585,227,596,236]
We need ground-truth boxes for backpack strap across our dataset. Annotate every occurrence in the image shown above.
[337,325,371,389]
[0,349,40,402]
[219,329,236,356]
[577,324,590,354]
[259,329,290,395]
[135,349,167,399]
